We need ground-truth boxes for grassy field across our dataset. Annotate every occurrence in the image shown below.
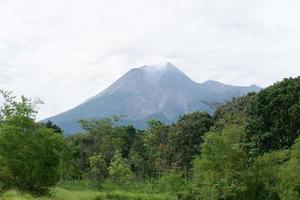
[0,181,177,200]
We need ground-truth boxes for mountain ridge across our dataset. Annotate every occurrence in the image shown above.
[44,63,261,134]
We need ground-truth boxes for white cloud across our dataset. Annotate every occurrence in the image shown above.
[0,0,299,119]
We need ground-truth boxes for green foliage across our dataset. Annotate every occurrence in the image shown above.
[131,113,214,179]
[0,154,13,191]
[154,172,185,193]
[246,150,288,200]
[40,121,63,134]
[171,112,214,178]
[58,138,78,181]
[143,119,172,177]
[213,93,255,130]
[89,154,108,186]
[128,134,152,177]
[278,137,300,200]
[0,91,64,195]
[192,126,247,200]
[246,77,300,155]
[79,117,128,161]
[0,90,41,121]
[0,180,177,200]
[66,118,136,179]
[2,76,300,199]
[108,150,133,184]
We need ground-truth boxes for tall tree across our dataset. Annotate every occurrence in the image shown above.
[171,112,214,178]
[143,119,172,177]
[108,150,133,184]
[192,126,247,200]
[213,93,256,131]
[246,77,300,155]
[246,150,288,200]
[89,153,108,186]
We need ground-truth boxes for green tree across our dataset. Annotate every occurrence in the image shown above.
[246,150,288,200]
[246,77,300,155]
[155,172,185,193]
[192,126,247,200]
[128,133,152,177]
[213,93,256,131]
[171,112,214,178]
[66,117,134,179]
[0,91,64,195]
[143,119,172,177]
[65,133,92,178]
[58,138,77,181]
[79,117,130,163]
[40,120,63,134]
[0,154,12,191]
[278,136,300,200]
[89,153,108,186]
[108,150,133,184]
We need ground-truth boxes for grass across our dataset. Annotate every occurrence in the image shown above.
[0,181,177,200]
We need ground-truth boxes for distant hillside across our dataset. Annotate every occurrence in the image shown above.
[44,63,261,134]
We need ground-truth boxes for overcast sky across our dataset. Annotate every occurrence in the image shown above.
[0,0,299,119]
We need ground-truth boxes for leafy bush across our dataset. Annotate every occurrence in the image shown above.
[246,77,300,155]
[108,150,133,184]
[278,136,300,200]
[89,153,108,186]
[192,126,247,200]
[154,172,185,193]
[246,150,288,200]
[0,91,64,195]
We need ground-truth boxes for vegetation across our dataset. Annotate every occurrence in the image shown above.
[0,91,64,195]
[0,181,177,200]
[192,126,247,200]
[246,77,300,156]
[0,76,300,199]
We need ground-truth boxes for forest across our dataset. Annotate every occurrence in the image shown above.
[0,76,300,200]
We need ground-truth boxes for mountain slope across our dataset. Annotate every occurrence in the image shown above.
[45,63,261,134]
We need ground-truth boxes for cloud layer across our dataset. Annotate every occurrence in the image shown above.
[0,0,299,119]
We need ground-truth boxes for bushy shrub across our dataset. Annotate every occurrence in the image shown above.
[154,172,185,193]
[192,126,247,200]
[0,91,64,195]
[108,150,133,184]
[246,150,288,200]
[89,153,108,186]
[278,137,300,200]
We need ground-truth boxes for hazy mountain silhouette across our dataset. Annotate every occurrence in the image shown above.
[44,63,261,134]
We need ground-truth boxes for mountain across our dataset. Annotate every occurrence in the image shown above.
[44,63,261,134]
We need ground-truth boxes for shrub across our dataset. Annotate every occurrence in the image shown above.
[89,153,108,186]
[0,91,64,195]
[278,136,300,200]
[154,172,185,193]
[108,150,133,184]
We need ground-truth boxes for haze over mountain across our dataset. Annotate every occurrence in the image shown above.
[45,63,261,134]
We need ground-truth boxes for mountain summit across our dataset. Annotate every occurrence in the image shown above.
[45,63,261,134]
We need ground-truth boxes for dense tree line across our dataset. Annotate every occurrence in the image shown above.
[62,112,214,183]
[0,76,299,199]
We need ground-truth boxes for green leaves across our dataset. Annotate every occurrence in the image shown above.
[0,92,64,195]
[171,112,214,178]
[192,126,247,200]
[89,153,108,185]
[0,90,42,122]
[278,137,300,200]
[108,150,133,184]
[246,77,300,154]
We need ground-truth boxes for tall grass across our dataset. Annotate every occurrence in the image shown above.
[0,180,177,200]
